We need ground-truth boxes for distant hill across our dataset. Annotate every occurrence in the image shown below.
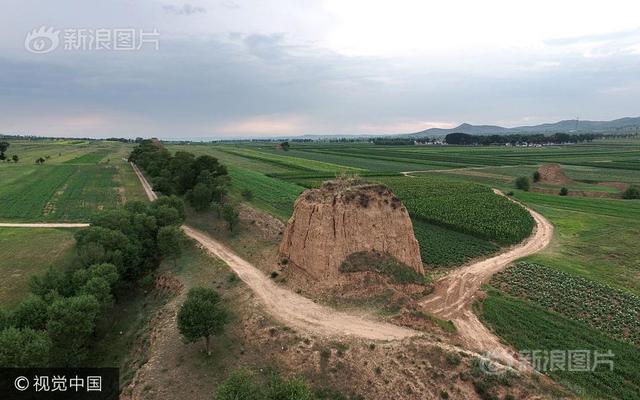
[406,117,640,137]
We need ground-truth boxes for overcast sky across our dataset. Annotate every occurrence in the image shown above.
[1,0,640,139]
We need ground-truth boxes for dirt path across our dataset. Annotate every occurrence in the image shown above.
[130,162,158,201]
[131,163,551,366]
[420,190,554,366]
[184,225,418,340]
[0,223,90,228]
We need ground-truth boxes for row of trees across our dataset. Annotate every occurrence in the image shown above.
[129,140,240,230]
[445,132,603,145]
[0,197,186,367]
[129,140,229,211]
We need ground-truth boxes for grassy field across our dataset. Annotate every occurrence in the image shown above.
[0,140,147,221]
[0,228,76,309]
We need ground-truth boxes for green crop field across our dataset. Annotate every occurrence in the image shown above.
[412,219,499,267]
[478,290,640,400]
[0,140,147,221]
[379,176,535,244]
[492,262,640,346]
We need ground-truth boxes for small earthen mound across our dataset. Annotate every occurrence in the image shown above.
[279,179,424,280]
[537,163,573,185]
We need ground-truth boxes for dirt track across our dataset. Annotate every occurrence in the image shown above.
[0,163,552,366]
[0,223,89,228]
[183,225,418,340]
[420,190,553,366]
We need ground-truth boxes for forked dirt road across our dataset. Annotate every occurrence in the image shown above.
[420,190,554,363]
[1,163,553,367]
[133,162,417,340]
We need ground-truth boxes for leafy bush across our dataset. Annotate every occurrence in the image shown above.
[214,369,315,400]
[532,171,541,182]
[622,185,640,199]
[514,176,530,191]
[340,251,426,284]
[559,187,568,196]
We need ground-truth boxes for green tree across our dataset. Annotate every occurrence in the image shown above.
[177,287,229,355]
[47,295,100,366]
[79,277,113,311]
[0,327,50,367]
[559,187,569,196]
[29,266,73,299]
[0,141,8,160]
[280,141,290,151]
[11,154,19,163]
[151,205,182,227]
[515,176,530,191]
[157,226,184,267]
[35,157,45,165]
[152,195,186,219]
[222,204,240,232]
[189,182,213,211]
[11,295,48,330]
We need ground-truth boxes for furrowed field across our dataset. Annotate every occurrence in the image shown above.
[0,140,147,221]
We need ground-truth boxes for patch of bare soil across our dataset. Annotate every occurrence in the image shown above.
[537,164,573,185]
[237,203,285,240]
[531,187,618,198]
[122,264,568,400]
[597,181,629,191]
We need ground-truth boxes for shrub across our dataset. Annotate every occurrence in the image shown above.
[514,176,530,191]
[559,187,569,196]
[241,189,253,200]
[622,186,640,199]
[214,369,261,400]
[340,251,426,285]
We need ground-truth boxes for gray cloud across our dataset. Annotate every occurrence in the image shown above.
[544,28,640,46]
[163,3,207,15]
[1,1,640,139]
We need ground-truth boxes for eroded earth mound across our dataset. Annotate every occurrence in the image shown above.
[279,179,424,280]
[537,163,573,184]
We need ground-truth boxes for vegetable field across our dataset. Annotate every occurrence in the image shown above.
[479,290,640,400]
[491,262,640,346]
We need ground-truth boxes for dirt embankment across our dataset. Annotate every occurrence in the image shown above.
[537,164,572,185]
[279,180,423,280]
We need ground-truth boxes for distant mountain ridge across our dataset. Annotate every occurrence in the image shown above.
[405,116,640,137]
